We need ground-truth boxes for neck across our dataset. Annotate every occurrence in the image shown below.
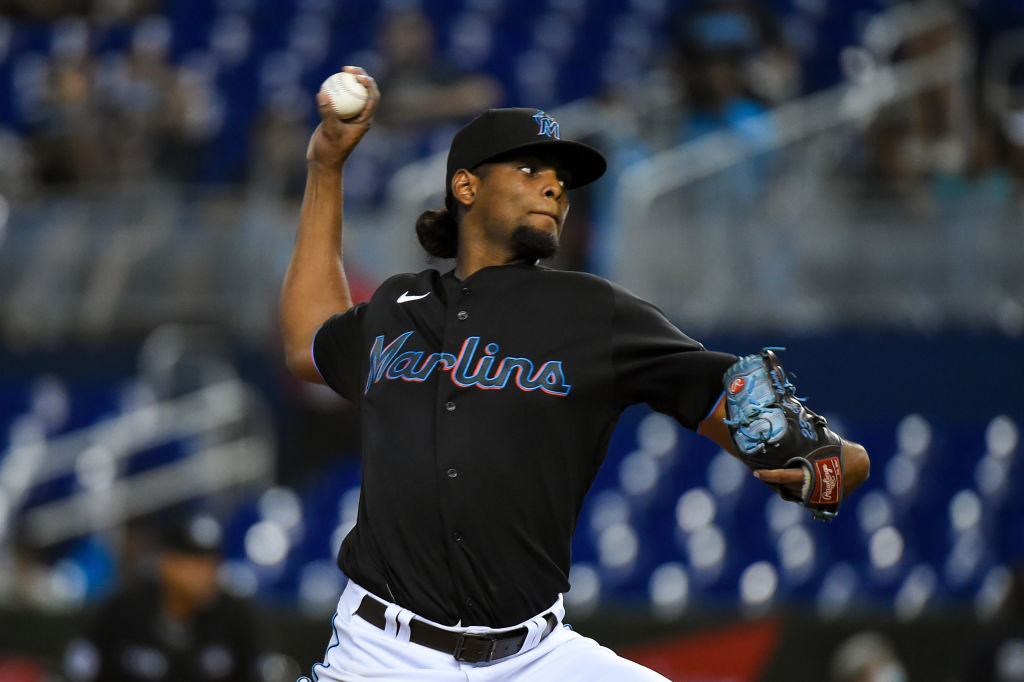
[455,256,532,281]
[454,233,531,280]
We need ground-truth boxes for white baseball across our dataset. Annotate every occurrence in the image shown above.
[320,71,369,119]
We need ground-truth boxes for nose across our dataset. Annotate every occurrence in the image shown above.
[540,171,564,200]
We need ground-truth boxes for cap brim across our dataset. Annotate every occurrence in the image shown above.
[489,139,607,189]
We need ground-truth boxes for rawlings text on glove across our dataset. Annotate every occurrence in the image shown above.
[722,348,844,521]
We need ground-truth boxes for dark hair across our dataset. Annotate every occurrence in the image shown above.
[415,193,460,259]
[416,163,501,259]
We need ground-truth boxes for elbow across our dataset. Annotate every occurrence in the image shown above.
[844,440,870,496]
[284,342,323,384]
[855,443,870,487]
[283,349,304,378]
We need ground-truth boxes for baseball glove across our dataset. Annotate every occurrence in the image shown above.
[722,348,844,521]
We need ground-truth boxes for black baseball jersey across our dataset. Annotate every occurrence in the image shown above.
[313,263,736,627]
[65,578,261,682]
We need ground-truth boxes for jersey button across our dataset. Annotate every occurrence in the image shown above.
[465,597,474,608]
[452,531,463,542]
[445,401,456,412]
[456,310,468,321]
[461,287,471,296]
[447,468,458,478]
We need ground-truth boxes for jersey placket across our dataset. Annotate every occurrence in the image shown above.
[434,278,478,619]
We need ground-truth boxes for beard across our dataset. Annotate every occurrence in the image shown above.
[511,224,558,262]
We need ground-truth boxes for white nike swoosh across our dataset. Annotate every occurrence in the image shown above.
[397,291,431,304]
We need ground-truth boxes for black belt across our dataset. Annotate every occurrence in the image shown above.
[354,596,558,663]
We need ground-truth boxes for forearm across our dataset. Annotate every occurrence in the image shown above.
[280,164,352,381]
[279,66,379,382]
[698,396,738,456]
[699,398,871,499]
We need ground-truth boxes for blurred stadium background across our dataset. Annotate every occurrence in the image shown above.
[1,0,1023,680]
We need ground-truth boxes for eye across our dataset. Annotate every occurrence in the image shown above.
[518,165,535,175]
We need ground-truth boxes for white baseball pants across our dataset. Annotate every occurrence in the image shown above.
[299,580,669,681]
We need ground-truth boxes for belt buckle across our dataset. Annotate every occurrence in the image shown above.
[453,632,498,663]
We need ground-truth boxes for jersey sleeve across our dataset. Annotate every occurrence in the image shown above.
[312,303,368,401]
[611,286,737,430]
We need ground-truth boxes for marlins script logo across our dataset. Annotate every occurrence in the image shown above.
[365,332,572,397]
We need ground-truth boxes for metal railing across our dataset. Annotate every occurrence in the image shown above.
[0,4,1017,342]
[605,3,1009,332]
[1,327,275,548]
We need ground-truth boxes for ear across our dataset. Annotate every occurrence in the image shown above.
[451,169,478,208]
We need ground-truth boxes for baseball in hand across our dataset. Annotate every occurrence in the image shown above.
[320,71,369,119]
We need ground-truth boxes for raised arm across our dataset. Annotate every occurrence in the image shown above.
[280,67,379,383]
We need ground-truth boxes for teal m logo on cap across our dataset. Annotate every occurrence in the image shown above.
[533,111,560,139]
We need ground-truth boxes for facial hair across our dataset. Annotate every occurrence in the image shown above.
[510,224,558,263]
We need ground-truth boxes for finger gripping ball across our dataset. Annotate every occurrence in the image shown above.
[320,72,368,119]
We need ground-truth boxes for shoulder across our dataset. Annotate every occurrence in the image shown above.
[576,272,659,313]
[591,277,705,348]
[538,267,646,298]
[531,266,618,295]
[95,579,159,622]
[528,267,665,319]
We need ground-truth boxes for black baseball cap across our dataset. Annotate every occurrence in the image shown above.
[158,514,223,556]
[445,108,607,193]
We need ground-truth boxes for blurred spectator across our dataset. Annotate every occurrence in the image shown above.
[981,27,1024,192]
[858,2,974,210]
[899,6,973,187]
[2,0,160,23]
[672,0,799,144]
[668,0,799,221]
[24,15,216,189]
[162,55,224,184]
[580,1,801,278]
[249,87,310,199]
[0,526,55,610]
[335,8,504,206]
[26,19,105,187]
[373,8,502,131]
[100,16,185,183]
[0,127,32,198]
[861,103,924,204]
[591,0,797,304]
[830,631,908,682]
[63,514,264,682]
[955,566,1024,682]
